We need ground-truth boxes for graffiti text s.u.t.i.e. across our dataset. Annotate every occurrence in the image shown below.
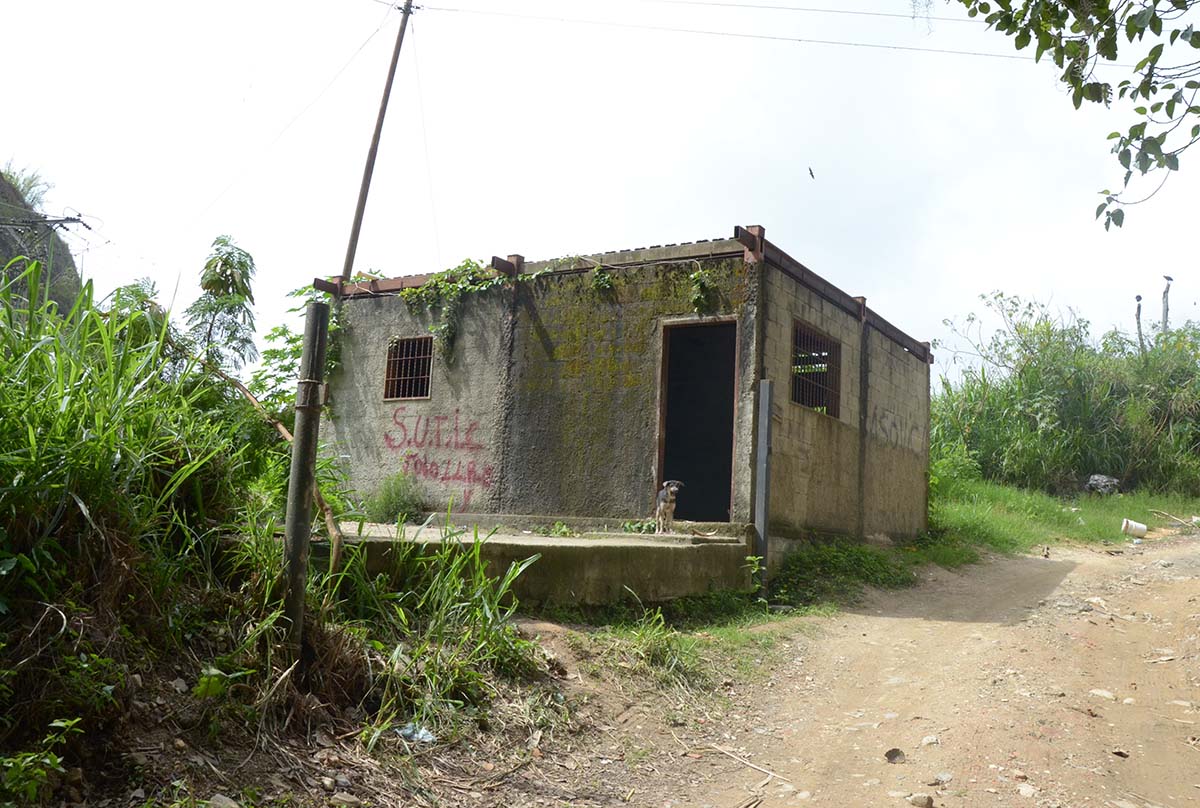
[384,407,484,451]
[383,407,493,507]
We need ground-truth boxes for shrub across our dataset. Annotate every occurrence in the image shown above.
[363,472,427,524]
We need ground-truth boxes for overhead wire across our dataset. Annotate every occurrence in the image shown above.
[569,0,985,25]
[416,4,1037,61]
[198,3,400,217]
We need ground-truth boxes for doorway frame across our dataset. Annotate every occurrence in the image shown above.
[655,316,740,523]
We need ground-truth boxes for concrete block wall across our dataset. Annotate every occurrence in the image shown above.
[862,327,930,536]
[762,269,863,537]
[504,257,759,521]
[323,288,511,512]
[326,250,760,522]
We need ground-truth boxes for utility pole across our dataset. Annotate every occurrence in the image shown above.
[1162,275,1173,336]
[340,0,415,284]
[1135,295,1146,358]
[283,301,330,658]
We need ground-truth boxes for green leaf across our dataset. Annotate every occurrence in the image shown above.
[1166,153,1180,171]
[1111,209,1125,228]
[1015,30,1032,50]
[1095,202,1107,219]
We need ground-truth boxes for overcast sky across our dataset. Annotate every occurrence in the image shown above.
[4,0,1196,380]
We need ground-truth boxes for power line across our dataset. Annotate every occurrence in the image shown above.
[576,0,984,25]
[199,3,400,217]
[419,5,1034,61]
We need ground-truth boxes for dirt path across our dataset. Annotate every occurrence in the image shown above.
[642,535,1200,808]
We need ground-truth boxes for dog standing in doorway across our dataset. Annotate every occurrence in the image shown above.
[655,480,684,534]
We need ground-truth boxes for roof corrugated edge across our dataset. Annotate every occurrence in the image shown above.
[523,238,744,273]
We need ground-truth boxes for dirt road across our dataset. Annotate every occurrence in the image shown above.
[664,535,1200,808]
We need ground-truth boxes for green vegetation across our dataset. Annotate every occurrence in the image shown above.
[924,1,1200,227]
[621,518,656,534]
[590,267,614,293]
[1,161,51,211]
[688,267,717,314]
[537,521,578,538]
[935,293,1200,495]
[363,471,427,524]
[929,292,1200,553]
[931,477,1197,554]
[0,260,547,806]
[185,235,258,371]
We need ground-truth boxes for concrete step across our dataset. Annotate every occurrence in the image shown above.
[581,531,745,546]
[408,511,753,540]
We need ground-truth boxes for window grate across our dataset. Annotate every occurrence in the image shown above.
[384,336,433,400]
[791,322,840,418]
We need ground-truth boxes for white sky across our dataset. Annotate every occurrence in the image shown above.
[4,0,1196,380]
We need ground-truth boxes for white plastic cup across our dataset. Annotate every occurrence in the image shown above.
[1121,518,1148,538]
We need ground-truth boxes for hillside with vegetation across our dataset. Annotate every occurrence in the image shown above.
[1,241,1198,807]
[0,167,81,314]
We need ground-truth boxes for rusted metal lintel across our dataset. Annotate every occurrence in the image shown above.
[734,225,765,264]
[313,277,340,296]
[490,254,525,277]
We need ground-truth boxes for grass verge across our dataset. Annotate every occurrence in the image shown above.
[932,478,1200,553]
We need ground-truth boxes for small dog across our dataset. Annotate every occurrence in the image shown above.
[655,480,685,534]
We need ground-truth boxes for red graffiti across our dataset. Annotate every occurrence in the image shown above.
[384,407,483,451]
[382,408,493,508]
[398,452,495,508]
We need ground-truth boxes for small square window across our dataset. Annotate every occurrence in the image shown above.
[791,322,840,418]
[384,336,433,400]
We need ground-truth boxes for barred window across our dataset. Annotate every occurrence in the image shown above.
[791,322,840,418]
[384,336,433,400]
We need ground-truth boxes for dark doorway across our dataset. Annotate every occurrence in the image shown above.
[660,322,736,522]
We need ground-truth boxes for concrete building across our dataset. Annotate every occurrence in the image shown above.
[324,226,931,554]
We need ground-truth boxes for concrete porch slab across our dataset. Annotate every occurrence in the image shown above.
[319,521,753,605]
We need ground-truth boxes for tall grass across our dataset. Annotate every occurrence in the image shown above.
[0,261,547,792]
[935,293,1200,494]
[0,262,254,748]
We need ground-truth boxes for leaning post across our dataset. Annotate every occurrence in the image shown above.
[753,379,773,590]
[283,300,330,659]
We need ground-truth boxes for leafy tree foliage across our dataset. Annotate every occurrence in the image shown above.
[930,1,1200,227]
[186,235,257,370]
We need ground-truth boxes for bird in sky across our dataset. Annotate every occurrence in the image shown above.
[808,167,815,179]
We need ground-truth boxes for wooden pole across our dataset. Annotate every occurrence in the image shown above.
[284,300,330,657]
[340,0,415,284]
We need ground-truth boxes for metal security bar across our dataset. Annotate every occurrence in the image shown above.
[384,336,433,400]
[791,322,840,418]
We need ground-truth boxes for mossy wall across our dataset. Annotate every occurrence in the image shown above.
[502,259,759,520]
[328,256,760,522]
